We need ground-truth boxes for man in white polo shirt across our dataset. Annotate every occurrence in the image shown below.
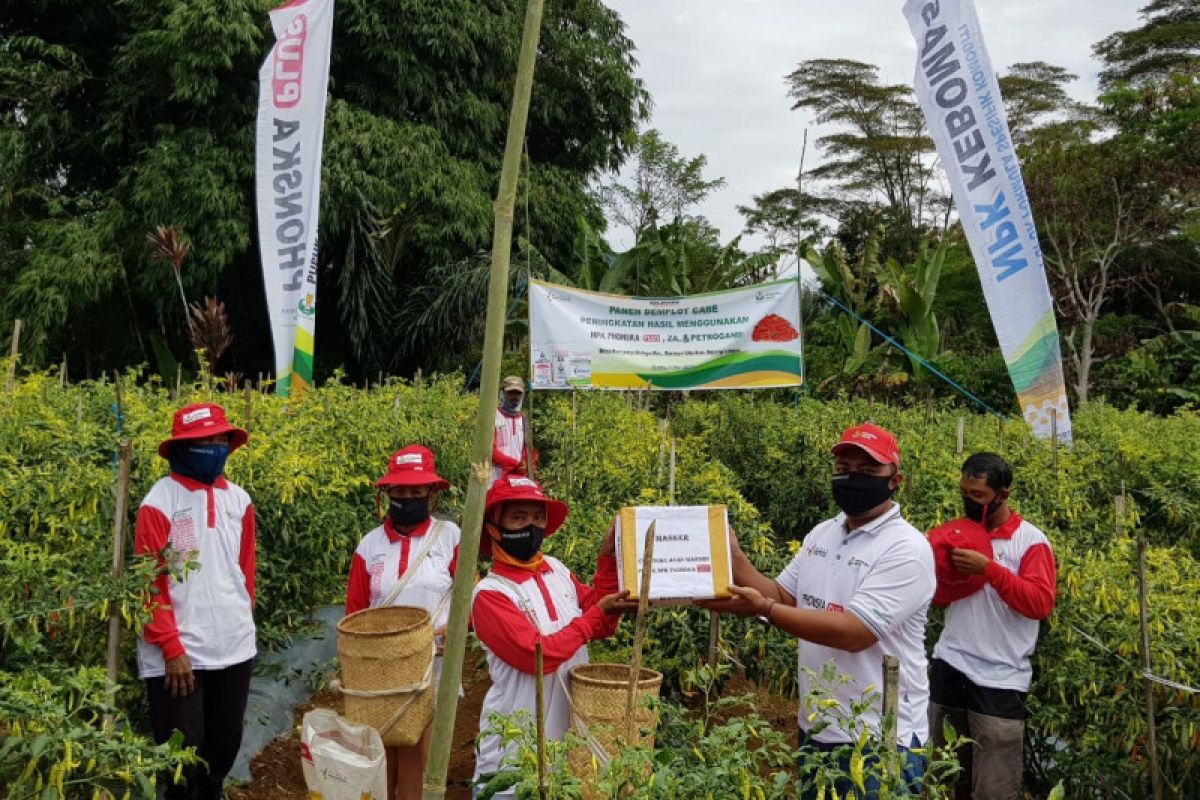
[705,423,935,799]
[929,452,1057,800]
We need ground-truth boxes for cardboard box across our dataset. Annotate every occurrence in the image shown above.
[616,505,733,604]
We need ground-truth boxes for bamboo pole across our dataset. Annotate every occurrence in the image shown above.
[1136,519,1163,800]
[105,439,134,724]
[1051,408,1058,470]
[423,2,546,795]
[535,643,547,800]
[667,438,676,505]
[6,318,21,392]
[626,521,657,743]
[60,353,68,389]
[956,416,964,456]
[244,380,254,434]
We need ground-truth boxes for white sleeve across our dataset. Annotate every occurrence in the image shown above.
[775,548,807,598]
[846,538,935,639]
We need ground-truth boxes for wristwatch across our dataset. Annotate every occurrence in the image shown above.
[757,598,777,625]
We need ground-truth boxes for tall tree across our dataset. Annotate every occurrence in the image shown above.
[600,128,726,242]
[0,0,648,377]
[785,59,935,244]
[998,61,1085,145]
[1095,0,1200,88]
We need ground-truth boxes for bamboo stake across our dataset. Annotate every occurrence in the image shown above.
[105,439,134,724]
[1136,519,1163,800]
[626,520,656,743]
[244,380,254,434]
[1051,408,1059,470]
[535,643,547,800]
[423,2,546,794]
[566,389,578,496]
[881,654,900,776]
[6,318,21,392]
[60,353,68,389]
[956,416,964,456]
[667,438,676,505]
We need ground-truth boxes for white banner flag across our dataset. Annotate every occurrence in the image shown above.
[528,280,803,390]
[903,0,1072,440]
[255,0,334,395]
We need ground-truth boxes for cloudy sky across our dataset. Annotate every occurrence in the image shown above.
[600,0,1146,250]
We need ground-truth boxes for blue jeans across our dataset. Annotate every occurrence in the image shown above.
[797,733,926,800]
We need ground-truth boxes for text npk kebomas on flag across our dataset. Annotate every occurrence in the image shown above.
[915,6,1033,284]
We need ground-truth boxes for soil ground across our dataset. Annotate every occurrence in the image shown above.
[228,653,798,799]
[228,649,490,800]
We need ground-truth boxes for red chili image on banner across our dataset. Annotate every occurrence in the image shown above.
[751,314,799,342]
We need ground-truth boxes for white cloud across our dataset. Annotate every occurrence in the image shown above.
[601,0,1143,250]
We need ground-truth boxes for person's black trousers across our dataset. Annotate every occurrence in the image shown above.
[145,658,254,800]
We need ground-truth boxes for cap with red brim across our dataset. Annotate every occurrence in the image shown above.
[158,403,248,458]
[831,422,900,466]
[374,445,451,491]
[928,517,994,604]
[485,475,568,536]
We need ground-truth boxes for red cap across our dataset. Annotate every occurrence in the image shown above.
[485,475,568,536]
[375,445,451,491]
[928,518,994,604]
[158,403,248,458]
[831,423,900,466]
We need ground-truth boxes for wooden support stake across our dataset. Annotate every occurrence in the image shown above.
[882,654,900,775]
[956,416,964,457]
[105,439,134,722]
[244,380,254,434]
[626,520,657,743]
[534,643,547,800]
[60,353,68,389]
[1051,408,1059,470]
[113,371,125,435]
[668,438,677,506]
[1137,524,1163,800]
[5,318,21,392]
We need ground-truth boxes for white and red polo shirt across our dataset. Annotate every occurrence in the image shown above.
[777,505,936,745]
[491,407,526,485]
[345,517,461,626]
[470,555,619,787]
[135,473,256,679]
[932,514,1057,692]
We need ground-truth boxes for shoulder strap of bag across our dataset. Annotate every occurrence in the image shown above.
[380,520,445,608]
[483,572,544,635]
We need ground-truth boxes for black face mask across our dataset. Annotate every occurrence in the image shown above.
[388,497,430,527]
[831,472,895,517]
[962,494,1003,525]
[497,524,546,562]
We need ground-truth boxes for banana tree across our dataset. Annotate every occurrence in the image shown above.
[875,241,946,382]
[807,231,882,376]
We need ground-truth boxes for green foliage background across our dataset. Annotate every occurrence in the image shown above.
[1,369,1199,796]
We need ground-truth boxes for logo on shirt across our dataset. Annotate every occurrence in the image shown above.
[169,511,199,556]
[847,556,870,568]
[805,545,830,558]
[827,602,845,613]
[801,593,827,610]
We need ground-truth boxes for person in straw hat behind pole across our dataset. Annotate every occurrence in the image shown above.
[345,445,463,800]
[469,475,629,798]
[134,402,255,800]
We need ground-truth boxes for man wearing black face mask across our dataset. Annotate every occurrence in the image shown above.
[135,403,255,800]
[703,423,935,799]
[929,453,1057,800]
[491,375,534,486]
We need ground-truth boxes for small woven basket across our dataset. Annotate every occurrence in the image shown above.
[336,606,433,746]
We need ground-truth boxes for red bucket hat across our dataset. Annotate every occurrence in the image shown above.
[484,475,568,536]
[158,403,248,458]
[832,423,900,466]
[928,517,994,604]
[375,445,451,491]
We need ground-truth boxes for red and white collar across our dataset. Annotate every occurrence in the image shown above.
[170,472,229,491]
[989,513,1023,541]
[383,516,433,543]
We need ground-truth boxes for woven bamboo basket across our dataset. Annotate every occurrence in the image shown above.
[567,663,662,792]
[336,606,434,747]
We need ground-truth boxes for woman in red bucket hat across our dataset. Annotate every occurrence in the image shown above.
[134,403,255,800]
[344,444,461,800]
[469,476,628,796]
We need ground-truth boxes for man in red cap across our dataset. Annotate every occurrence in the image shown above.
[704,422,935,799]
[929,452,1057,800]
[469,475,628,797]
[135,403,255,800]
